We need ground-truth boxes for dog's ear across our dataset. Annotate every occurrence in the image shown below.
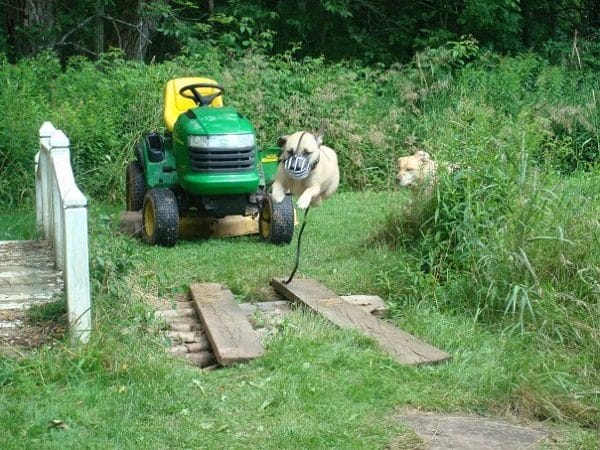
[277,135,288,148]
[313,131,324,146]
[415,150,430,161]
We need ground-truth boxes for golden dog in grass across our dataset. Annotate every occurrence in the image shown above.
[396,150,462,191]
[395,150,438,188]
[271,131,340,209]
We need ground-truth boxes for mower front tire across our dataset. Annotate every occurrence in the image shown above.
[259,194,294,244]
[126,161,146,211]
[142,188,179,247]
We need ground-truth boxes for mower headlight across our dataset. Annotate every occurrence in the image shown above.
[188,134,255,149]
[188,135,210,148]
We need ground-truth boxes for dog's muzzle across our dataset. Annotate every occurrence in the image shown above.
[284,155,312,180]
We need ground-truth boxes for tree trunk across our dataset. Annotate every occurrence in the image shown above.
[95,0,105,55]
[25,0,53,28]
[2,0,54,57]
[119,0,159,61]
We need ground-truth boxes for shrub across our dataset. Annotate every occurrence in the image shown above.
[0,40,597,210]
[374,154,599,347]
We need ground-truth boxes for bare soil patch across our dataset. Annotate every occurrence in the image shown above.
[0,308,65,356]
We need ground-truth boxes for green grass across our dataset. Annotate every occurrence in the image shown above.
[1,41,598,448]
[1,187,598,449]
[0,208,37,240]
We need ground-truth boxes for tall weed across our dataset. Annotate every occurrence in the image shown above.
[374,153,599,348]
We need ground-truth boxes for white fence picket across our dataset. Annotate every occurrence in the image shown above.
[36,122,91,344]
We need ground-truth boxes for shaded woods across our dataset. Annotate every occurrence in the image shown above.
[1,0,599,64]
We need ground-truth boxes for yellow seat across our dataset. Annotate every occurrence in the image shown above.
[163,77,224,132]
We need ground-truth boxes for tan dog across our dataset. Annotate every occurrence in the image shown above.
[271,131,340,209]
[395,150,438,188]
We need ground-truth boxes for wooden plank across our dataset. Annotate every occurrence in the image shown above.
[0,242,56,284]
[0,240,63,334]
[0,282,63,296]
[190,283,264,366]
[0,240,53,258]
[0,300,58,310]
[0,269,62,286]
[0,255,54,268]
[341,294,389,317]
[0,259,55,269]
[271,278,451,366]
[0,240,53,250]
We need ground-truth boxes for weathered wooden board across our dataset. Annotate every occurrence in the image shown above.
[0,242,62,306]
[190,283,264,366]
[0,240,64,338]
[0,281,62,308]
[341,294,389,317]
[271,278,451,366]
[0,268,62,286]
[0,240,53,251]
[0,240,55,267]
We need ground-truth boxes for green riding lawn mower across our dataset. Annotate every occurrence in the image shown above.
[125,77,294,246]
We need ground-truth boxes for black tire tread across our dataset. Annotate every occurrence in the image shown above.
[143,189,179,247]
[260,195,294,244]
[126,161,146,211]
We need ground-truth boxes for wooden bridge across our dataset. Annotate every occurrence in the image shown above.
[0,123,91,345]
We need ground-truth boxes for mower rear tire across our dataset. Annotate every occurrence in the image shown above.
[142,188,179,246]
[126,161,146,211]
[259,194,294,244]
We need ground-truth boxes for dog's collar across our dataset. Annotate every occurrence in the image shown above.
[309,153,320,171]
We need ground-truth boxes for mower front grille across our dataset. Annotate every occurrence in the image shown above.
[188,146,256,173]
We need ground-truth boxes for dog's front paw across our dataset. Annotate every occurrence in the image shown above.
[272,191,285,203]
[297,195,311,210]
[271,184,285,203]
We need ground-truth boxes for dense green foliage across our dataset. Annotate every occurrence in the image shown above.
[0,37,598,209]
[1,1,599,65]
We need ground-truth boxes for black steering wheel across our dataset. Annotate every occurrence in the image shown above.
[179,83,225,107]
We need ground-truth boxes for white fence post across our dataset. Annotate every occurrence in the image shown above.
[49,133,69,270]
[63,192,91,344]
[37,122,56,238]
[36,123,92,344]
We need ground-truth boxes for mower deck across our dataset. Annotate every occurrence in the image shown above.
[120,211,260,239]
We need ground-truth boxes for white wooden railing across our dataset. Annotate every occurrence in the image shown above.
[35,122,91,344]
